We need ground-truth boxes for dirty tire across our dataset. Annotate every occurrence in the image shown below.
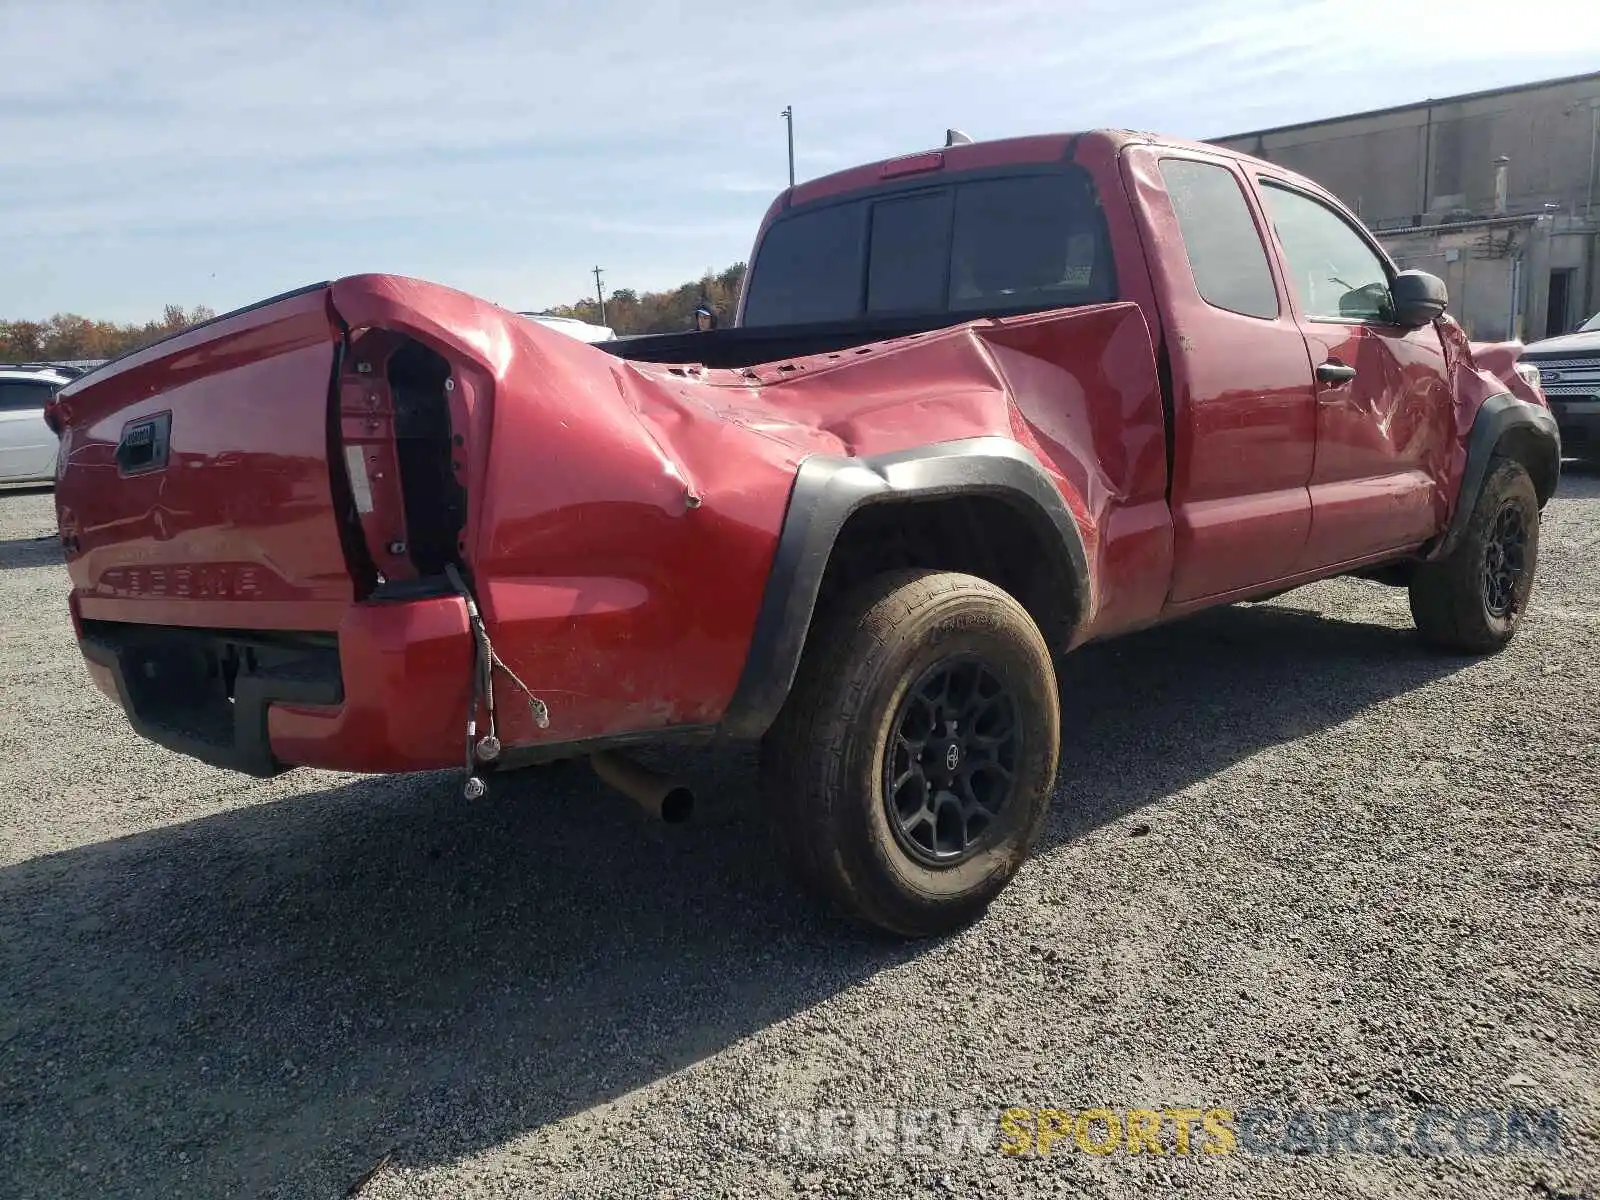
[761,570,1060,938]
[1409,456,1540,654]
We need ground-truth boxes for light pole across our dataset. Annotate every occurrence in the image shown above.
[781,105,795,188]
[592,265,606,327]
[1588,98,1599,219]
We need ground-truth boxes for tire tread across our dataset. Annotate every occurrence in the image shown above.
[761,569,1057,936]
[1410,456,1539,654]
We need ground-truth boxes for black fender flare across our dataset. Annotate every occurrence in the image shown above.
[718,436,1091,740]
[1429,393,1560,561]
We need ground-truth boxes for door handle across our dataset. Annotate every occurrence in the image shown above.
[115,411,171,476]
[1316,360,1358,385]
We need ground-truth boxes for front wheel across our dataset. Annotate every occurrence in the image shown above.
[761,570,1060,937]
[1409,456,1540,653]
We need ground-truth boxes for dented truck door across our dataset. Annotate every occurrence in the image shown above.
[1253,177,1457,569]
[1121,146,1319,605]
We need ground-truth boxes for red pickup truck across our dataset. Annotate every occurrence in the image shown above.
[48,130,1558,936]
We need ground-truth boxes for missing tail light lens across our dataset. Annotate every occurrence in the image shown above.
[334,331,469,595]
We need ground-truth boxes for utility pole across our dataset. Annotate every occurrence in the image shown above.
[592,265,606,327]
[1587,98,1600,220]
[781,105,795,188]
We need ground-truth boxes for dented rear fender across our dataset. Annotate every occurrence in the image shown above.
[352,285,1166,751]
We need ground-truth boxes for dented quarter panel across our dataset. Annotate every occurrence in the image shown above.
[398,278,1170,749]
[465,346,809,746]
[741,301,1173,635]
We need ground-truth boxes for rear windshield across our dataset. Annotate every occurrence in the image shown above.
[0,381,55,412]
[741,167,1115,327]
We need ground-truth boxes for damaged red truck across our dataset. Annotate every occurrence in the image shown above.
[48,130,1559,936]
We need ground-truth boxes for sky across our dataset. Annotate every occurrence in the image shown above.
[4,0,1599,323]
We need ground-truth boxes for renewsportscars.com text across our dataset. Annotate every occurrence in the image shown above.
[774,1105,1566,1159]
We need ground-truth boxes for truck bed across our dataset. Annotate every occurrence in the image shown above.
[599,312,986,370]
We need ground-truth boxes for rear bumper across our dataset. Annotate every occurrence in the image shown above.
[77,595,473,776]
[1549,397,1600,455]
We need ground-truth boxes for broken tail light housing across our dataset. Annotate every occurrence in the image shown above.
[334,329,472,595]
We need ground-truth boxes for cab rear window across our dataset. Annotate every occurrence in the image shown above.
[741,167,1115,327]
[737,201,867,327]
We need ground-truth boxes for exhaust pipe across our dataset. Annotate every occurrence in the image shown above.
[590,752,694,824]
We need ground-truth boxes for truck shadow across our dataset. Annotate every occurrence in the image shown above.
[0,534,61,571]
[1557,457,1600,487]
[1046,599,1468,844]
[0,599,1466,1196]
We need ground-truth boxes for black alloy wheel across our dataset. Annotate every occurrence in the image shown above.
[883,656,1021,867]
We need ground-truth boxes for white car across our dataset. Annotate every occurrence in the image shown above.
[518,313,618,344]
[0,367,71,484]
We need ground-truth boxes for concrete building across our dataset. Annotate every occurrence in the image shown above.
[1212,71,1600,342]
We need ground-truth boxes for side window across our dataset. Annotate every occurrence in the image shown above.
[1158,158,1278,319]
[1260,184,1393,322]
[867,191,953,314]
[741,200,867,326]
[948,172,1114,312]
[0,382,54,412]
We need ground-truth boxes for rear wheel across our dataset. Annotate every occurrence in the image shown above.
[761,570,1060,937]
[1409,456,1540,653]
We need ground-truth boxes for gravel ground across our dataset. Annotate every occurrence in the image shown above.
[1,473,1597,1200]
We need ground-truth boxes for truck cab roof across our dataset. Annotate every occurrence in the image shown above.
[774,129,1276,213]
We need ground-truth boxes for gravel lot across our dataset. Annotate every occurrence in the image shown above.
[1,474,1597,1200]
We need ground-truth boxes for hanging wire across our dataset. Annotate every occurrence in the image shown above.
[444,563,550,795]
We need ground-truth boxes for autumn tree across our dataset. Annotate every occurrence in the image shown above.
[4,263,758,364]
[0,305,218,364]
[546,263,747,335]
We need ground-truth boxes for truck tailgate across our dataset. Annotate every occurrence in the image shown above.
[52,284,355,631]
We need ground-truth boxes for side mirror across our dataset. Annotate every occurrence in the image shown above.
[1391,270,1448,328]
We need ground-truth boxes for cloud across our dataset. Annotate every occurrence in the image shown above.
[3,0,1598,317]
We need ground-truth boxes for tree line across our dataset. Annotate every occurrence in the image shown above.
[2,262,750,365]
[1,306,219,364]
[544,263,746,334]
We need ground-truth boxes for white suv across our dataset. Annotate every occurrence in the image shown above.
[0,366,72,484]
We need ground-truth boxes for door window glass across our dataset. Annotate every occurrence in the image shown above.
[1261,184,1393,322]
[1159,159,1278,319]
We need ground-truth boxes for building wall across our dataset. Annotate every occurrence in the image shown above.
[1213,72,1600,225]
[1212,73,1600,338]
[1381,226,1520,341]
[1375,217,1592,341]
